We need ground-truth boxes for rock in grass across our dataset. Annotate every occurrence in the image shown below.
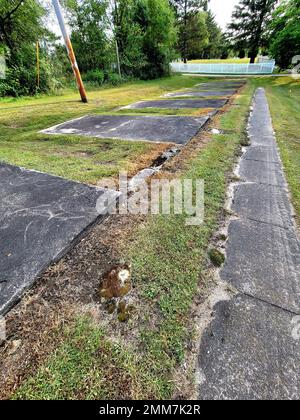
[209,249,225,267]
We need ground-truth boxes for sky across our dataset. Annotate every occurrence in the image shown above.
[209,0,239,30]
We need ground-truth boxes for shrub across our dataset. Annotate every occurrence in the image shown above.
[83,69,105,85]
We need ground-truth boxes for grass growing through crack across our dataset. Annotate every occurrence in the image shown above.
[13,81,255,400]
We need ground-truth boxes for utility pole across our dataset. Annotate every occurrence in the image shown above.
[36,41,40,90]
[52,0,88,103]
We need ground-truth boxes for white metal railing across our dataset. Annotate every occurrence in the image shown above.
[170,62,275,75]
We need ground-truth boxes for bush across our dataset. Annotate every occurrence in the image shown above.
[104,71,123,86]
[83,69,105,85]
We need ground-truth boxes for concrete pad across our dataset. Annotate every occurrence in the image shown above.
[195,82,245,91]
[239,159,286,187]
[232,183,294,229]
[198,294,300,400]
[164,90,236,98]
[243,145,280,163]
[221,219,300,313]
[124,99,227,110]
[0,163,117,316]
[42,115,210,145]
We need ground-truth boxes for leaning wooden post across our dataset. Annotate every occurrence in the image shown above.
[52,0,88,103]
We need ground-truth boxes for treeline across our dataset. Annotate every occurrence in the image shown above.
[0,0,299,98]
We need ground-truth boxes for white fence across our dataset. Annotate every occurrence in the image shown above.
[171,62,275,75]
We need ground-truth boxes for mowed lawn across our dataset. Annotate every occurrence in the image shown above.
[0,75,213,185]
[188,58,255,64]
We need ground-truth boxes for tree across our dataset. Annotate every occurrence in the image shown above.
[228,0,278,63]
[268,0,300,69]
[110,0,145,76]
[185,11,208,59]
[64,0,110,73]
[202,10,222,59]
[0,0,54,96]
[0,0,49,65]
[170,0,209,62]
[135,0,177,79]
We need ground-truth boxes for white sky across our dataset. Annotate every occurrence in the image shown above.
[209,0,239,30]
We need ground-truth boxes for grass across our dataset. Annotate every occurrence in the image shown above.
[13,80,255,400]
[0,75,212,184]
[6,75,300,400]
[188,58,255,64]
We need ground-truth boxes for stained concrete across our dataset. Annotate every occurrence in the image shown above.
[199,294,300,400]
[0,163,117,316]
[123,98,227,110]
[42,115,209,144]
[198,88,300,400]
[164,90,235,98]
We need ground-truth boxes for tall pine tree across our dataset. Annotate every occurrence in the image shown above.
[170,0,210,62]
[228,0,278,63]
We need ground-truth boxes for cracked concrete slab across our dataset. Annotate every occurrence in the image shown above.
[198,88,300,400]
[232,183,294,229]
[239,159,286,187]
[0,163,117,316]
[123,98,227,110]
[42,115,209,144]
[243,145,280,163]
[221,218,300,313]
[164,90,235,98]
[198,294,300,400]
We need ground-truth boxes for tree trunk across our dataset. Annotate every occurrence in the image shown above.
[250,55,256,64]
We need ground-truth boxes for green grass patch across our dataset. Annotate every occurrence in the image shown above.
[0,75,214,184]
[13,82,254,400]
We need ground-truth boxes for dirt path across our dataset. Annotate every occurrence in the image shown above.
[198,88,300,400]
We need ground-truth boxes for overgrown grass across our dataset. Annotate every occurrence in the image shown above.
[0,75,212,184]
[13,81,254,400]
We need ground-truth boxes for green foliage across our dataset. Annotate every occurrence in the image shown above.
[65,0,111,73]
[83,69,105,85]
[135,0,177,79]
[228,0,278,63]
[184,11,209,60]
[202,10,223,59]
[0,0,56,97]
[268,0,300,69]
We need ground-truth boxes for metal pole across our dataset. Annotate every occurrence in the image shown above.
[36,41,40,90]
[52,0,88,103]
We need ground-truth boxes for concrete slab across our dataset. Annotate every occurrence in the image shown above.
[42,115,210,145]
[243,144,280,163]
[221,218,300,313]
[232,183,294,229]
[124,99,227,110]
[198,294,300,400]
[195,82,245,91]
[164,90,236,98]
[239,159,286,187]
[0,163,116,316]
